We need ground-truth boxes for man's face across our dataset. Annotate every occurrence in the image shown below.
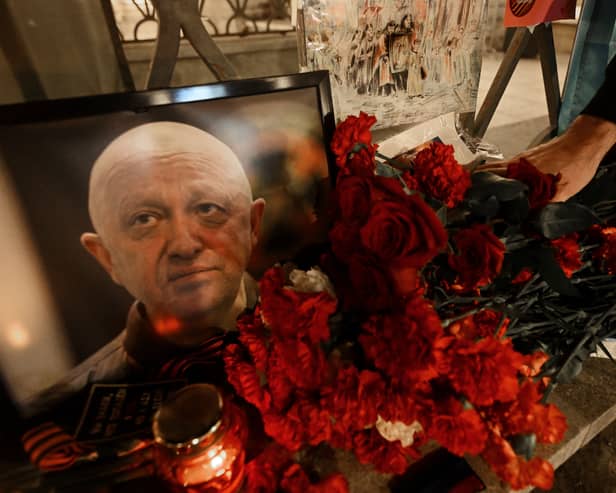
[98,156,260,329]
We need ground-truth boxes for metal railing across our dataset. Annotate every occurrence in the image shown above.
[110,0,294,41]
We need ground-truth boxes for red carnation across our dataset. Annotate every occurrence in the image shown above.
[262,412,305,452]
[551,233,582,278]
[424,397,487,456]
[287,398,332,446]
[519,351,549,378]
[265,356,294,412]
[594,226,616,274]
[491,380,566,444]
[308,473,349,493]
[506,158,560,210]
[269,338,328,391]
[413,142,471,208]
[512,267,533,285]
[351,428,415,475]
[446,337,524,406]
[473,309,508,339]
[448,309,508,340]
[280,464,349,493]
[346,146,377,176]
[244,444,292,493]
[359,194,447,267]
[223,344,271,412]
[330,112,378,169]
[534,403,568,444]
[321,366,386,432]
[360,296,445,383]
[237,308,269,371]
[259,267,337,344]
[482,432,554,491]
[449,224,505,291]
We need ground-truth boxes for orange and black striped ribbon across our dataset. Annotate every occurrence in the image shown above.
[156,333,227,380]
[21,422,95,471]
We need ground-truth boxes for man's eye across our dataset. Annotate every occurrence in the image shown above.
[197,203,225,215]
[131,213,157,226]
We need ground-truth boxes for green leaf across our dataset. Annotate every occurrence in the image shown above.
[499,194,530,224]
[556,356,584,383]
[509,434,537,460]
[375,161,402,178]
[534,202,600,239]
[468,196,499,217]
[467,171,528,202]
[436,206,447,225]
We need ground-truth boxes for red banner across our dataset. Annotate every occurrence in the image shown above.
[504,0,576,27]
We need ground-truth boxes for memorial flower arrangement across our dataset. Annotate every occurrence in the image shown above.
[224,113,616,492]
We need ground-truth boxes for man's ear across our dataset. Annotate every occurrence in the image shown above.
[80,233,122,285]
[249,198,266,249]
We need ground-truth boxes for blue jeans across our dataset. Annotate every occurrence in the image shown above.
[558,0,616,133]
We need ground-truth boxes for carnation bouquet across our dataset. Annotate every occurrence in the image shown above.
[224,113,616,492]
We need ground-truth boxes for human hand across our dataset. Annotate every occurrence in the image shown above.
[476,115,616,202]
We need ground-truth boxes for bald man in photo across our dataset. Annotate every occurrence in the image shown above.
[22,122,265,417]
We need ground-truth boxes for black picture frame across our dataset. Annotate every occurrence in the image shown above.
[0,71,336,380]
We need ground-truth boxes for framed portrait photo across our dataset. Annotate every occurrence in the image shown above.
[0,71,336,403]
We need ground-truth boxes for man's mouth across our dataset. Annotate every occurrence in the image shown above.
[168,267,217,282]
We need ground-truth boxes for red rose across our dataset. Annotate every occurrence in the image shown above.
[372,174,411,200]
[413,142,471,208]
[359,194,447,267]
[259,267,337,344]
[446,337,524,406]
[506,158,560,210]
[330,112,378,169]
[388,263,420,298]
[335,175,373,223]
[345,253,397,312]
[329,221,361,261]
[551,233,582,278]
[449,224,505,290]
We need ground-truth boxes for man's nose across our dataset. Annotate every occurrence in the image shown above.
[167,215,204,260]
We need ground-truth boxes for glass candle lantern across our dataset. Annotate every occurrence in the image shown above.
[152,384,246,493]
